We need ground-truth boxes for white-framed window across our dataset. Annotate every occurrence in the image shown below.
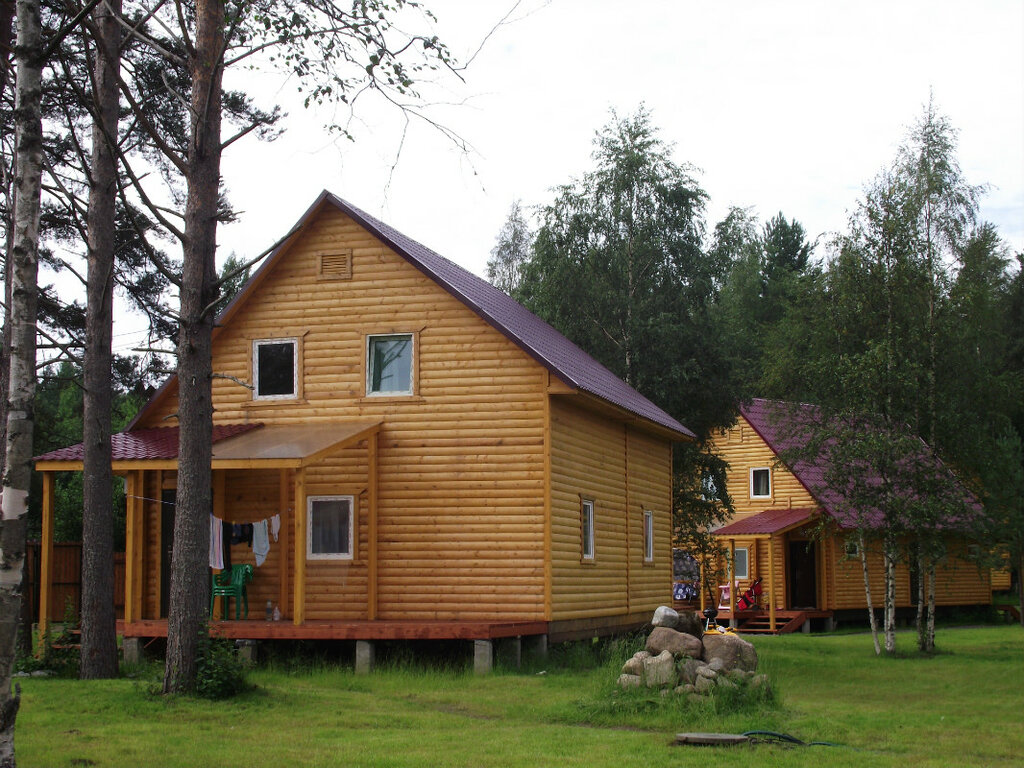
[307,495,355,560]
[845,540,860,558]
[253,338,298,400]
[366,333,414,396]
[750,467,771,498]
[581,498,595,561]
[643,510,654,562]
[732,547,749,580]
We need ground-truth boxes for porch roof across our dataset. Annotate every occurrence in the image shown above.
[713,507,817,537]
[34,420,382,471]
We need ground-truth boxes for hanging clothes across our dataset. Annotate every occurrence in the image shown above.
[253,519,270,567]
[270,513,281,542]
[209,514,224,570]
[222,520,233,571]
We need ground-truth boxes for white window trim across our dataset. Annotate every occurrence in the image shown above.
[732,547,749,580]
[750,467,772,499]
[366,332,415,396]
[253,337,298,401]
[582,498,595,561]
[306,495,355,561]
[643,510,654,562]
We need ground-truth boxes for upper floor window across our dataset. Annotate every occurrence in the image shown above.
[253,338,298,400]
[643,510,654,562]
[367,333,414,396]
[750,467,771,498]
[581,498,595,561]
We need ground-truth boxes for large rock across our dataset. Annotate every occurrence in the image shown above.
[678,657,703,685]
[676,611,703,639]
[642,650,677,688]
[701,632,758,673]
[651,605,680,629]
[621,651,650,676]
[646,627,703,660]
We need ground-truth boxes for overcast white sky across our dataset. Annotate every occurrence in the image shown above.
[115,0,1024,353]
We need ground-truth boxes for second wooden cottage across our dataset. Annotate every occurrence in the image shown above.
[705,398,994,633]
[34,191,693,670]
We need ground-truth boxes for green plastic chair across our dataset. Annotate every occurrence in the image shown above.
[210,564,254,620]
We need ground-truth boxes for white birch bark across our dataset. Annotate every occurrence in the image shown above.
[0,0,43,762]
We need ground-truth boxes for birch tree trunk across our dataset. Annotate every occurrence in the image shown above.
[883,540,897,654]
[915,551,926,651]
[162,0,223,694]
[0,0,43,760]
[925,564,936,652]
[859,533,881,656]
[79,0,121,680]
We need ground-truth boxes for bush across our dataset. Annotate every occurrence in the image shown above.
[194,632,249,700]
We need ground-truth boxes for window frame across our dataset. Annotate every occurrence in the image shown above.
[306,494,355,561]
[252,337,299,401]
[750,467,772,499]
[581,498,595,562]
[732,546,749,580]
[643,510,654,563]
[365,332,416,397]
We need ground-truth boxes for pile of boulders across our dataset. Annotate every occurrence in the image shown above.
[617,606,770,700]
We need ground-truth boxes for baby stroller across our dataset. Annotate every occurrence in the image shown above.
[735,577,763,611]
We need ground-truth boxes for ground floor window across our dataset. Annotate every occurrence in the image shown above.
[732,546,749,580]
[581,498,595,560]
[307,495,354,560]
[643,510,654,562]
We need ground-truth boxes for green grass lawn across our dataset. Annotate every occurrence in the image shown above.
[17,625,1023,768]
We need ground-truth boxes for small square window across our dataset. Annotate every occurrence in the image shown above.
[845,540,860,558]
[254,338,297,399]
[367,334,413,395]
[732,547,749,580]
[307,496,354,560]
[581,499,595,560]
[750,467,771,498]
[643,511,654,562]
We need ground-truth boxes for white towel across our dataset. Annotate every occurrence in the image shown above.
[209,514,224,570]
[253,519,270,567]
[270,513,281,542]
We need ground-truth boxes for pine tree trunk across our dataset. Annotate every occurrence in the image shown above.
[79,0,121,680]
[859,533,881,655]
[162,0,223,694]
[0,0,43,760]
[883,540,896,654]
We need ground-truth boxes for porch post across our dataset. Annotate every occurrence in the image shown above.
[367,431,378,620]
[278,469,290,618]
[292,467,306,625]
[728,539,736,617]
[768,533,777,632]
[37,471,55,651]
[124,472,137,624]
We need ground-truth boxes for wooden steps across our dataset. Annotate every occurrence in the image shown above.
[995,603,1021,622]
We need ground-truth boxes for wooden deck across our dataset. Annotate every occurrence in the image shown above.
[118,618,550,641]
[712,608,833,634]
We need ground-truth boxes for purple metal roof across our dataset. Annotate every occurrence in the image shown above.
[739,398,978,530]
[34,423,262,463]
[715,507,817,537]
[130,192,693,439]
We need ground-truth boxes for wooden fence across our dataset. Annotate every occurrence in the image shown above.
[24,541,125,623]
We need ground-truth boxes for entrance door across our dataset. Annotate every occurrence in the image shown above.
[160,489,176,617]
[788,540,818,609]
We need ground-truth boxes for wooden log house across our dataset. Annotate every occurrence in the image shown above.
[34,192,694,667]
[705,398,994,633]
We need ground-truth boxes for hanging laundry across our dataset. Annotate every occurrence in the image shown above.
[209,514,224,570]
[231,523,253,546]
[222,520,233,571]
[253,519,270,567]
[270,513,281,542]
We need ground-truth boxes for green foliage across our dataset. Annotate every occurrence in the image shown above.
[193,631,250,700]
